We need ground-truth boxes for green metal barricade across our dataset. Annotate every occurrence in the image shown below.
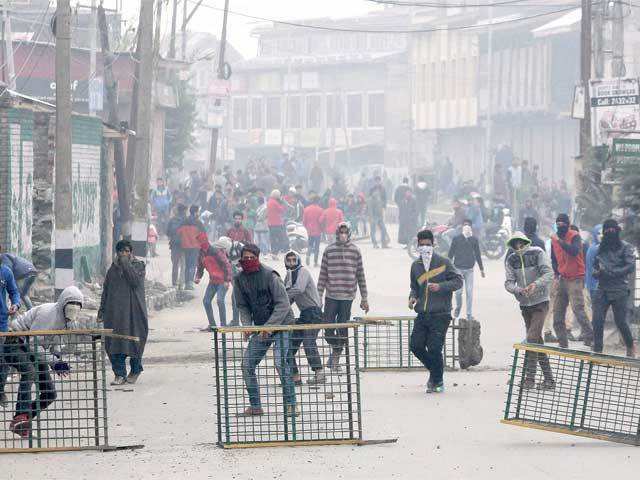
[357,316,459,371]
[503,343,640,446]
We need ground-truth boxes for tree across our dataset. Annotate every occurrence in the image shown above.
[575,146,614,229]
[164,77,198,170]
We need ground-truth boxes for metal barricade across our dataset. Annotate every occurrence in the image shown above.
[213,323,364,448]
[502,343,640,446]
[357,316,459,371]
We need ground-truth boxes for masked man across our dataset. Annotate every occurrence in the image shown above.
[4,286,84,438]
[591,219,636,357]
[409,229,463,394]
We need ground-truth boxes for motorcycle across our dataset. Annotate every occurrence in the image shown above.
[287,221,308,254]
[407,223,452,260]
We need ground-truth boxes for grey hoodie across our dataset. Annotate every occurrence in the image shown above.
[284,251,322,311]
[9,285,85,364]
[504,233,553,307]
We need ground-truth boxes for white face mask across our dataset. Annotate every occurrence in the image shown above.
[462,225,473,238]
[64,304,81,323]
[417,245,434,270]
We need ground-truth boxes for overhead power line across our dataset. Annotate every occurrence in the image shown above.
[366,0,580,7]
[192,0,580,34]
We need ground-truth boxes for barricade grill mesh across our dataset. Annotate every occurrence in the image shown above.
[503,343,640,445]
[213,323,362,448]
[0,330,110,452]
[358,316,459,371]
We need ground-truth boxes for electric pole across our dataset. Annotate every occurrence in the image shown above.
[208,0,230,183]
[578,0,592,195]
[2,0,16,89]
[89,0,97,115]
[54,0,74,297]
[98,3,130,240]
[611,0,625,77]
[130,0,155,258]
[485,4,494,195]
[169,0,178,58]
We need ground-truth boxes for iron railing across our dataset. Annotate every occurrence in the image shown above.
[503,343,640,446]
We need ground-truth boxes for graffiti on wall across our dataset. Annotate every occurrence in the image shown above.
[9,124,33,257]
[72,144,102,248]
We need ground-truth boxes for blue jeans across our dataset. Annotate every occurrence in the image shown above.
[109,353,143,378]
[370,217,389,247]
[18,274,36,311]
[454,268,474,318]
[242,332,295,408]
[255,230,270,255]
[307,236,320,265]
[203,283,227,327]
[184,248,200,286]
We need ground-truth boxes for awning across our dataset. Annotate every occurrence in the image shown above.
[532,8,580,37]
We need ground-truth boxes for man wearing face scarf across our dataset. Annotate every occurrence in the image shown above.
[550,213,593,348]
[409,229,463,394]
[318,222,369,372]
[505,233,555,390]
[284,251,325,386]
[591,219,636,357]
[448,219,485,320]
[234,244,297,417]
[3,286,84,438]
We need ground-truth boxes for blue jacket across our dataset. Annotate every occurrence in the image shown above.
[0,265,20,331]
[584,225,601,293]
[1,253,36,280]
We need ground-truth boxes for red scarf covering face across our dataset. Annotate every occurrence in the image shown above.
[240,258,260,273]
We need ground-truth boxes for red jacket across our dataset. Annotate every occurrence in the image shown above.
[303,204,324,237]
[267,198,287,227]
[226,226,253,244]
[320,199,344,235]
[177,217,206,249]
[551,229,585,280]
[196,246,232,285]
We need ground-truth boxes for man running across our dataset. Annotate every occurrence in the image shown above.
[408,229,462,394]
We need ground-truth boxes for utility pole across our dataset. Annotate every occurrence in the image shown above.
[578,0,592,195]
[485,4,494,195]
[169,0,178,58]
[611,0,625,77]
[2,0,16,89]
[98,3,130,242]
[181,0,204,60]
[54,0,74,298]
[208,0,230,183]
[129,0,155,258]
[89,0,98,116]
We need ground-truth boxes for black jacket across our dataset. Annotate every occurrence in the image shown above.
[594,241,636,292]
[409,253,463,315]
[448,235,484,271]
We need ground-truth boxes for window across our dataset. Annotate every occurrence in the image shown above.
[347,93,363,128]
[326,93,343,128]
[232,97,248,130]
[306,95,321,128]
[251,97,263,129]
[286,96,301,129]
[266,96,281,129]
[368,93,384,128]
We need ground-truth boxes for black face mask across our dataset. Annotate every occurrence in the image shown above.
[556,225,569,237]
[600,230,622,252]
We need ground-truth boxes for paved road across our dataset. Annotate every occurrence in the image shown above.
[4,235,638,479]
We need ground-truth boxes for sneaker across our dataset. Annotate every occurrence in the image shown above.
[285,404,300,417]
[238,407,264,417]
[292,374,303,386]
[111,376,127,386]
[10,414,31,438]
[127,373,141,384]
[307,371,326,385]
[425,379,434,393]
[537,379,556,391]
[544,331,558,343]
[427,382,444,393]
[567,330,577,342]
